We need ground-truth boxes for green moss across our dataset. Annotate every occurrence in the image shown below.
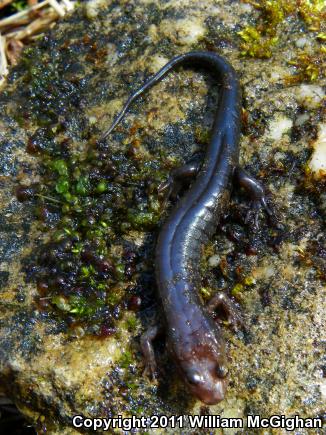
[200,287,212,299]
[239,0,325,59]
[106,291,121,306]
[238,26,278,58]
[238,1,293,58]
[127,210,159,229]
[316,32,326,41]
[286,49,325,83]
[23,134,170,333]
[11,0,28,12]
[52,295,71,312]
[52,159,68,176]
[119,350,134,369]
[17,24,186,337]
[243,276,256,286]
[298,0,325,31]
[115,264,125,280]
[96,180,108,193]
[231,275,256,300]
[69,295,104,316]
[75,176,90,195]
[194,126,211,145]
[55,178,70,194]
[125,314,138,331]
[231,283,244,297]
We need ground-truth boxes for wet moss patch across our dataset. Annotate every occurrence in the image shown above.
[17,118,174,335]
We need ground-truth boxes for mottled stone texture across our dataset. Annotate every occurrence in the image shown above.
[0,0,325,433]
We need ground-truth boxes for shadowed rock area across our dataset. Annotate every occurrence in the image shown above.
[0,0,325,433]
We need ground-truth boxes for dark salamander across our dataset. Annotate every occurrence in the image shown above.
[102,51,271,405]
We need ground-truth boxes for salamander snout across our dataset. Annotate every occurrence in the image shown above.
[183,361,228,405]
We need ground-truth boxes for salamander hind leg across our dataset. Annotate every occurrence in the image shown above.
[234,167,274,228]
[140,324,163,379]
[158,161,201,203]
[207,292,243,331]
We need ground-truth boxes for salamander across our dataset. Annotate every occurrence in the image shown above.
[102,51,271,405]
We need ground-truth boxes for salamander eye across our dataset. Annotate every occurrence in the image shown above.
[216,365,228,378]
[186,371,202,385]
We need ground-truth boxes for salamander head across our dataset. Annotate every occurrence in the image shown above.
[182,357,228,405]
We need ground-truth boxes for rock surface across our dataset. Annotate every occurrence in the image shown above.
[0,0,325,433]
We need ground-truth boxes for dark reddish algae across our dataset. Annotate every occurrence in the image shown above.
[102,51,272,405]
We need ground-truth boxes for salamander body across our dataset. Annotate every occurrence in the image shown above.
[103,52,269,404]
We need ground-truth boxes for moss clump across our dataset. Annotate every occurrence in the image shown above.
[286,49,326,83]
[238,0,294,58]
[231,276,256,300]
[18,124,172,334]
[298,0,326,31]
[238,0,325,59]
[127,210,159,230]
[238,26,279,59]
[194,126,211,145]
[295,241,326,282]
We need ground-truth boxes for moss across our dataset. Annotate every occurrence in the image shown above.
[95,181,108,193]
[118,350,134,369]
[19,117,171,334]
[298,0,326,31]
[238,0,325,59]
[286,49,326,83]
[52,159,68,176]
[52,295,71,312]
[238,26,278,58]
[75,176,91,196]
[316,32,326,41]
[194,126,211,145]
[55,178,70,194]
[238,0,293,58]
[199,287,212,300]
[295,240,326,282]
[69,295,104,316]
[125,314,138,331]
[243,276,256,286]
[231,276,256,300]
[231,283,244,298]
[127,210,159,229]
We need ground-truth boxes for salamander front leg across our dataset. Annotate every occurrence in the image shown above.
[234,167,273,228]
[159,161,201,202]
[140,325,163,379]
[207,292,243,331]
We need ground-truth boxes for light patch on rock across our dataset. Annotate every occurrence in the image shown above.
[273,151,285,161]
[252,264,275,280]
[295,37,311,49]
[268,114,293,141]
[106,44,118,65]
[85,0,107,19]
[295,112,310,126]
[219,398,245,435]
[148,24,159,44]
[88,116,97,125]
[208,254,220,267]
[102,98,127,126]
[269,66,290,83]
[149,55,169,73]
[160,17,205,45]
[296,84,325,109]
[320,381,326,399]
[238,2,252,13]
[308,124,326,179]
